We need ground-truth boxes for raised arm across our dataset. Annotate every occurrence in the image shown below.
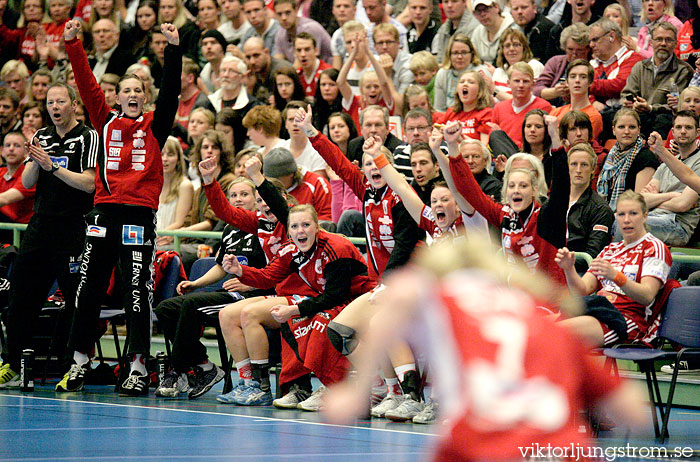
[152,23,182,149]
[63,19,111,131]
[295,106,367,198]
[246,156,290,226]
[366,41,398,112]
[364,135,424,223]
[648,131,700,193]
[336,33,357,105]
[437,124,475,214]
[538,147,570,249]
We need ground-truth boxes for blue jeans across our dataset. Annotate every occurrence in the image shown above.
[645,211,692,247]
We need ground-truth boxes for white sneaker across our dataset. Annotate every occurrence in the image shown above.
[371,394,402,418]
[155,371,191,397]
[371,382,387,407]
[0,374,22,389]
[297,385,327,412]
[385,396,425,422]
[273,384,311,409]
[660,361,700,374]
[412,401,437,424]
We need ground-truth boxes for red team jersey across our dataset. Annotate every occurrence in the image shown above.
[418,205,466,242]
[297,60,332,98]
[589,233,672,341]
[288,170,332,221]
[423,272,621,461]
[435,107,493,140]
[0,164,35,223]
[676,20,700,62]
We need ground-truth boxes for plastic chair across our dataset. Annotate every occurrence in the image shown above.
[602,286,700,442]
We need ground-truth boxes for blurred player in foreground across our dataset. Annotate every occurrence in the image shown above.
[323,235,646,461]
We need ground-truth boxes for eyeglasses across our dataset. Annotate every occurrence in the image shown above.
[451,50,472,56]
[652,37,676,44]
[589,31,611,43]
[405,125,431,132]
[375,40,397,47]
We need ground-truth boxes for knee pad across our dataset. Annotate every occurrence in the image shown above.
[327,321,357,356]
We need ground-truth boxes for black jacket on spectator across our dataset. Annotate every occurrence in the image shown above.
[475,169,502,202]
[567,186,614,272]
[88,45,137,80]
[521,13,560,64]
[347,132,403,165]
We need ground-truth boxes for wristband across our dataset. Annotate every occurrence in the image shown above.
[373,153,389,169]
[613,271,627,286]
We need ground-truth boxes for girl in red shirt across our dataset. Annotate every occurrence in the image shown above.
[434,70,493,145]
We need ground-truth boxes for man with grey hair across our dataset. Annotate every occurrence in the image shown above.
[347,105,402,165]
[622,22,693,134]
[89,19,135,80]
[459,138,501,201]
[432,0,478,63]
[208,55,260,115]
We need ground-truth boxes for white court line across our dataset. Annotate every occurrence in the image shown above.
[0,451,431,461]
[0,422,305,432]
[0,393,438,437]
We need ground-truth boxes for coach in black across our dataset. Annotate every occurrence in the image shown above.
[0,82,97,388]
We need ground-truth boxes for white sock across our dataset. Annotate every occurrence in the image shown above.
[385,377,402,395]
[394,363,416,382]
[73,351,89,366]
[130,354,147,375]
[198,360,214,371]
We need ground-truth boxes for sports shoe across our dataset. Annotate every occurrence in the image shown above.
[217,379,249,404]
[155,371,191,397]
[297,385,327,412]
[661,361,700,374]
[371,381,387,407]
[189,365,225,399]
[0,363,19,388]
[233,380,273,406]
[385,396,425,422]
[412,401,437,424]
[56,362,89,392]
[371,394,403,418]
[273,383,311,409]
[119,371,150,397]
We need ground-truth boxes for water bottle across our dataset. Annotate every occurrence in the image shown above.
[155,351,166,387]
[20,349,34,392]
[669,79,680,99]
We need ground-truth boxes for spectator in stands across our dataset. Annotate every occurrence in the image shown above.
[471,0,515,65]
[270,65,306,112]
[244,36,291,103]
[604,3,638,52]
[159,0,201,63]
[156,137,194,245]
[433,0,478,63]
[128,0,159,60]
[588,18,644,137]
[665,86,700,149]
[126,62,158,110]
[373,23,414,95]
[638,110,700,246]
[176,58,216,133]
[458,138,501,201]
[566,143,614,271]
[280,101,328,177]
[0,88,21,145]
[488,29,544,101]
[240,0,281,55]
[154,177,269,399]
[233,149,256,178]
[511,0,559,63]
[337,22,371,96]
[491,63,552,147]
[346,105,403,165]
[186,108,215,163]
[338,32,398,132]
[408,52,438,103]
[200,30,228,94]
[99,73,119,109]
[0,0,49,72]
[87,0,123,34]
[329,0,357,69]
[313,69,343,136]
[597,108,659,209]
[273,0,332,64]
[521,109,553,164]
[262,147,332,220]
[622,23,693,135]
[401,84,433,117]
[216,108,247,154]
[363,0,409,52]
[219,0,252,45]
[637,0,683,59]
[198,0,223,34]
[208,55,259,114]
[406,0,439,54]
[243,105,284,156]
[294,32,332,100]
[551,59,604,141]
[556,190,672,347]
[1,61,29,106]
[20,101,45,141]
[435,70,493,144]
[27,68,52,105]
[0,132,35,226]
[675,0,700,65]
[0,83,96,389]
[433,34,489,112]
[534,22,590,107]
[146,30,168,87]
[89,19,136,81]
[394,107,446,181]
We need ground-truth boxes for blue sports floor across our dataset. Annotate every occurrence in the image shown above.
[1,381,699,461]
